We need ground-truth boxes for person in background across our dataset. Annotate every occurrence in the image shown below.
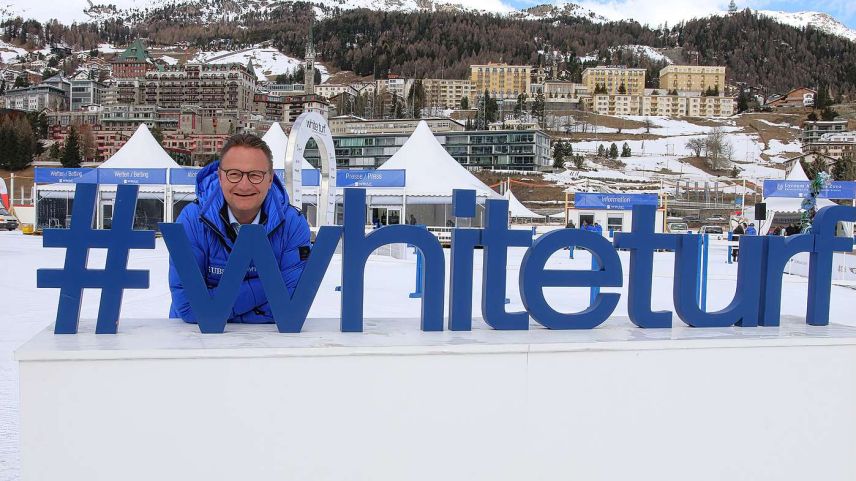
[409,214,417,225]
[566,219,576,229]
[731,222,745,262]
[594,222,603,235]
[746,223,757,235]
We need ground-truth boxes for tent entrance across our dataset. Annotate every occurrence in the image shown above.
[371,207,401,226]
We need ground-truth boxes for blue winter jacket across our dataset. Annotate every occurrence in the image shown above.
[168,161,311,323]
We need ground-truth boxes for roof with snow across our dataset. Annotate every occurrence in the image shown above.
[377,121,500,200]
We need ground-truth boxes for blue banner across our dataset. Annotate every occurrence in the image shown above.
[763,180,856,199]
[303,169,320,187]
[574,193,659,210]
[98,168,167,185]
[169,168,202,186]
[337,169,406,188]
[34,168,96,184]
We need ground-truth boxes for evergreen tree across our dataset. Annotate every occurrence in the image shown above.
[49,142,61,159]
[553,141,566,168]
[597,144,606,157]
[617,83,627,94]
[621,142,631,157]
[409,79,426,119]
[832,155,856,181]
[531,91,545,125]
[737,90,749,113]
[609,143,619,159]
[61,126,82,168]
[728,0,737,14]
[460,96,468,110]
[151,125,164,145]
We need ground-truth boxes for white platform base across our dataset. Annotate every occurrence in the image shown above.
[16,317,856,481]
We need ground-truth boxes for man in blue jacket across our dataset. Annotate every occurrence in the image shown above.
[168,133,311,323]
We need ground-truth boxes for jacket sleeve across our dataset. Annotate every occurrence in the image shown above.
[168,206,212,324]
[281,207,312,296]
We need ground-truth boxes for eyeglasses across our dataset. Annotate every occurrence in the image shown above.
[219,168,269,184]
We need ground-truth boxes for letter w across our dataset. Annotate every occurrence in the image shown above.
[161,223,341,333]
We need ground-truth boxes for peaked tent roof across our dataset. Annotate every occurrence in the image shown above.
[762,160,835,213]
[263,122,315,171]
[504,188,543,218]
[378,121,500,199]
[99,123,181,169]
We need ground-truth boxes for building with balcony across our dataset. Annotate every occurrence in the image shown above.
[111,39,153,79]
[659,65,726,94]
[582,66,646,96]
[470,63,531,101]
[304,128,550,171]
[140,62,257,112]
[422,79,474,109]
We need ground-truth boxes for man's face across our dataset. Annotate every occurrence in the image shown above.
[218,146,272,220]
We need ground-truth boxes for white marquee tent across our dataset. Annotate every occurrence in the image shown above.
[36,124,185,230]
[755,161,838,234]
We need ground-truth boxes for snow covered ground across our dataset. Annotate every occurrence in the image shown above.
[192,45,330,82]
[0,40,26,63]
[1,229,855,479]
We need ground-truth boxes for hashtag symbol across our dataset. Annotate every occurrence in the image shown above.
[37,183,155,334]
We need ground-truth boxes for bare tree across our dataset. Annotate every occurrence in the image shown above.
[685,137,705,157]
[704,127,733,170]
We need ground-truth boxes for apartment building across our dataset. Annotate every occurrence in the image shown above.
[327,116,464,135]
[140,62,257,112]
[422,79,474,109]
[3,84,68,111]
[802,120,849,144]
[70,79,106,111]
[581,66,646,96]
[543,81,588,102]
[591,91,734,117]
[659,65,726,94]
[470,63,531,101]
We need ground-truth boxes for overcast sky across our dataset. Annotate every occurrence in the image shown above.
[1,0,853,29]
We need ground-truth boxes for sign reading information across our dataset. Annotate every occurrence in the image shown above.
[574,193,659,210]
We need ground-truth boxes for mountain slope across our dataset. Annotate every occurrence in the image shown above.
[754,10,856,43]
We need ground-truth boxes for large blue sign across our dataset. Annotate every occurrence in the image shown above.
[34,168,96,184]
[574,193,659,210]
[763,180,856,199]
[169,168,203,186]
[97,168,167,185]
[337,170,406,188]
[38,184,856,335]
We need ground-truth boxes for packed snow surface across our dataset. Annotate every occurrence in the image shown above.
[2,230,855,479]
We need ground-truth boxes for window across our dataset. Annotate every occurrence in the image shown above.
[607,217,623,232]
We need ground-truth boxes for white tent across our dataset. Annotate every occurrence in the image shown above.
[100,123,182,169]
[757,161,839,234]
[504,188,543,219]
[376,121,500,203]
[262,122,314,171]
[36,123,184,229]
